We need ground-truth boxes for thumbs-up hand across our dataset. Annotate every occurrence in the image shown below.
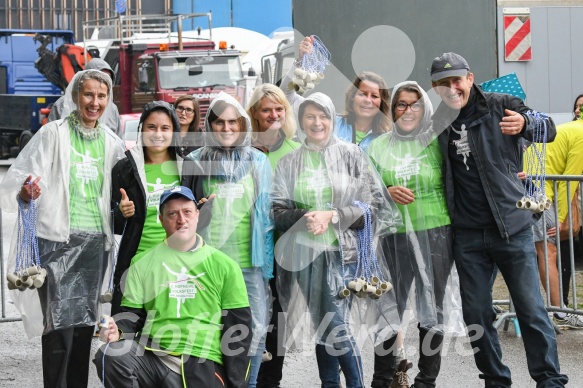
[119,188,135,218]
[197,194,216,229]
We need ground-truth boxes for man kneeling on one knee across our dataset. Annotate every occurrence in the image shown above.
[95,186,252,387]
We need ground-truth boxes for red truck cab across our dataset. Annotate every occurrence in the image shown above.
[83,13,247,126]
[117,42,245,126]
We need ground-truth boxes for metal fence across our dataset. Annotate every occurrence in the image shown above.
[541,175,582,315]
[494,175,583,335]
[2,175,583,324]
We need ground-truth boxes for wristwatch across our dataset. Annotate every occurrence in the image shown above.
[331,210,339,224]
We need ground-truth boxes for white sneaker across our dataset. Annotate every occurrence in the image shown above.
[553,313,583,329]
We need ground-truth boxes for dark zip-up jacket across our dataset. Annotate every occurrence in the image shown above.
[433,85,556,239]
[111,152,147,286]
[111,149,182,314]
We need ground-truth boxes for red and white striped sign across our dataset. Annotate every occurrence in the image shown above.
[504,13,532,61]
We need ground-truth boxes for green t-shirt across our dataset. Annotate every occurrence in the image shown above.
[368,135,450,232]
[136,162,180,255]
[122,239,249,364]
[203,175,254,268]
[355,130,368,145]
[68,127,105,232]
[265,138,300,171]
[294,150,336,248]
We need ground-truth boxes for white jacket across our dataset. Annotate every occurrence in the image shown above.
[0,118,125,247]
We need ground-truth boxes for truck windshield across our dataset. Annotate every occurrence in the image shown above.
[158,56,243,90]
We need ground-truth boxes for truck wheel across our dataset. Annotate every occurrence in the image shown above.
[19,131,33,151]
[10,146,20,158]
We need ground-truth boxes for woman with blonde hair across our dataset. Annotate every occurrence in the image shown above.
[247,83,300,387]
[248,83,300,168]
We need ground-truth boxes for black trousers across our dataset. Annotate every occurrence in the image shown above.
[41,325,95,388]
[94,340,227,388]
[559,240,573,306]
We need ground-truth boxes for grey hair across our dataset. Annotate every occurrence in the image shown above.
[70,70,112,103]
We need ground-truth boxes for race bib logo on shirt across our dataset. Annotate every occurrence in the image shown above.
[162,262,206,318]
[306,168,330,191]
[72,146,102,197]
[147,178,179,222]
[215,182,245,199]
[393,152,427,185]
[452,124,471,170]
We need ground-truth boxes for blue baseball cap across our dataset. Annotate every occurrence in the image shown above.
[159,186,196,210]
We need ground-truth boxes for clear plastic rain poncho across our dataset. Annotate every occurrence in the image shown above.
[49,58,121,134]
[0,69,125,338]
[181,92,274,278]
[180,92,274,360]
[366,81,463,334]
[272,93,403,351]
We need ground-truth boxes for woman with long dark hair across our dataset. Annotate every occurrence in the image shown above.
[110,100,182,314]
[174,95,202,157]
[283,36,392,149]
[572,93,583,120]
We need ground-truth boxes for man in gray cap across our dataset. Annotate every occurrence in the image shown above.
[430,52,568,387]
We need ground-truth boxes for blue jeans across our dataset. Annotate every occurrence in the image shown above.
[454,226,568,388]
[315,343,363,388]
[312,258,363,388]
[242,267,269,388]
[292,253,363,387]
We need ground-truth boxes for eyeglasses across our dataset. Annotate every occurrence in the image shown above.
[395,101,423,112]
[176,106,195,115]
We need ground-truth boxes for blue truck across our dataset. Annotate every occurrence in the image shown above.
[0,29,75,158]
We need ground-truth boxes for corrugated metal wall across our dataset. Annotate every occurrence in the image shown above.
[497,6,583,124]
[0,0,292,43]
[0,0,170,41]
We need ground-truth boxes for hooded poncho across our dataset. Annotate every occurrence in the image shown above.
[367,81,463,333]
[272,92,403,349]
[0,69,124,338]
